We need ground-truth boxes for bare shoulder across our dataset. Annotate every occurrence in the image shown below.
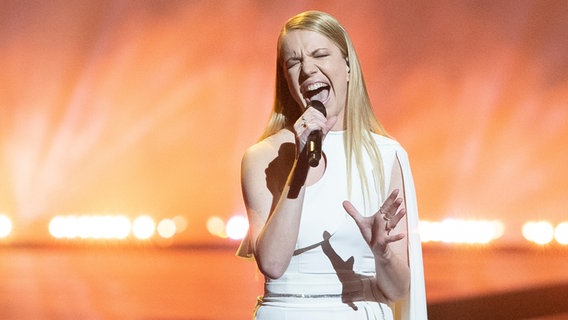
[241,129,296,225]
[242,129,295,172]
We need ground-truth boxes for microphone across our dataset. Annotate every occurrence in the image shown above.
[306,100,327,167]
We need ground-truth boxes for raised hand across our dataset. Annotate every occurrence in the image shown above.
[343,189,406,256]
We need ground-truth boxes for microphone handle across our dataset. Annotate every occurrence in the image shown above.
[307,130,323,167]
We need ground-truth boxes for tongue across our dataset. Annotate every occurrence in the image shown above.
[308,87,329,103]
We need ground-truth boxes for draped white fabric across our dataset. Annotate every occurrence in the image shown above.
[238,132,427,319]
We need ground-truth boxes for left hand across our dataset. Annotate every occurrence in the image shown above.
[343,189,406,256]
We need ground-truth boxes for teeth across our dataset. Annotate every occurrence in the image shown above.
[305,82,327,92]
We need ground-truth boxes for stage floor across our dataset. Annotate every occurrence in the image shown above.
[0,245,566,319]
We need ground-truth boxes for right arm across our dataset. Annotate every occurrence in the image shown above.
[241,134,309,279]
[242,109,336,279]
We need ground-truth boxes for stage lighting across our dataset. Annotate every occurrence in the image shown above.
[132,215,156,240]
[0,214,12,238]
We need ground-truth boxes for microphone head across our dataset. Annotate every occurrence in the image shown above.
[309,100,327,117]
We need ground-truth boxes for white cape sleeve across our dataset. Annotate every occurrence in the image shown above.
[393,147,428,320]
[236,229,255,260]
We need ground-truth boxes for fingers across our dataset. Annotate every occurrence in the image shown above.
[342,200,362,222]
[386,232,406,243]
[382,208,406,233]
[343,200,373,245]
[389,208,406,229]
[379,189,405,234]
[344,200,406,254]
[381,189,400,213]
[294,107,327,133]
[293,107,332,150]
[382,189,404,216]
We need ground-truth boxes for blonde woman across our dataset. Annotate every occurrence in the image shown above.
[238,11,427,320]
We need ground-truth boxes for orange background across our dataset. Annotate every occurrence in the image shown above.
[1,0,567,244]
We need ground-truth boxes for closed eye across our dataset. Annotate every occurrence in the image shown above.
[285,58,301,69]
[312,49,330,59]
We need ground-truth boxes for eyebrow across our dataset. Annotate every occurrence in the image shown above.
[284,47,329,59]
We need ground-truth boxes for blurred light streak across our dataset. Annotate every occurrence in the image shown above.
[132,215,155,240]
[206,216,227,238]
[554,222,568,245]
[172,215,188,234]
[225,215,248,240]
[49,214,131,240]
[157,218,176,239]
[420,219,504,244]
[522,221,555,245]
[0,214,13,238]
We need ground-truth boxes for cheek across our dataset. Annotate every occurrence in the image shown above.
[333,71,349,97]
[285,72,303,100]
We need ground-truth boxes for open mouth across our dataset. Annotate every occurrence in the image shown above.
[302,82,330,103]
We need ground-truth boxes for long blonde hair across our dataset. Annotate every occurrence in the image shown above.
[261,11,388,205]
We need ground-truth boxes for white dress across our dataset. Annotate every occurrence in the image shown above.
[238,131,427,320]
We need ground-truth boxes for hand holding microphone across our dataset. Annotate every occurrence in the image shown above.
[305,101,326,167]
[294,100,333,167]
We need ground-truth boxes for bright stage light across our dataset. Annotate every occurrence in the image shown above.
[225,215,248,240]
[49,215,132,240]
[157,218,176,239]
[420,218,504,244]
[132,215,155,240]
[0,214,13,238]
[172,215,188,234]
[48,216,66,239]
[107,216,132,239]
[522,221,555,245]
[554,222,568,245]
[206,216,226,238]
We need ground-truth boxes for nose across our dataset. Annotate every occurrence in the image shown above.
[300,59,317,76]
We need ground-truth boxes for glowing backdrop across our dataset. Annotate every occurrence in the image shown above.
[0,1,567,244]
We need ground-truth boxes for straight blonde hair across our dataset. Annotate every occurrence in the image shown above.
[261,11,388,206]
